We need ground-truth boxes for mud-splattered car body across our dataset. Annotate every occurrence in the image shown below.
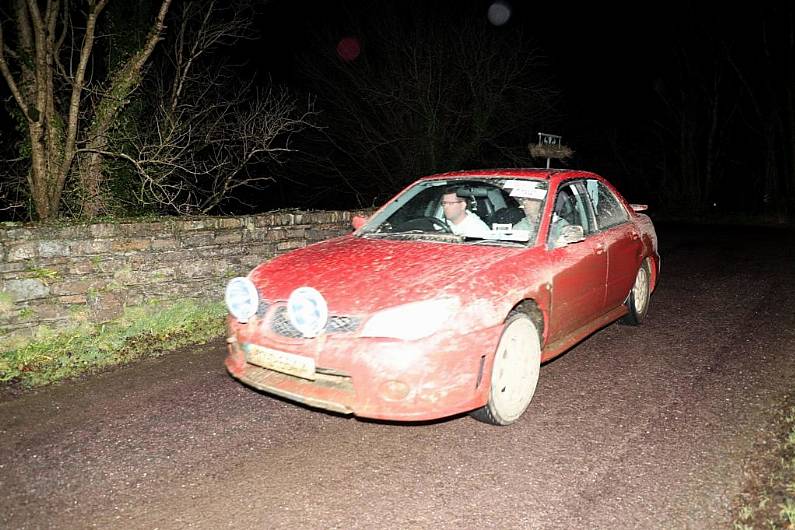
[224,169,659,424]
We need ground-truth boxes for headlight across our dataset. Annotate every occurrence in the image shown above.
[225,277,259,323]
[360,298,459,341]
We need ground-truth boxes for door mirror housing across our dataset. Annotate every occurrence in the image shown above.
[352,215,369,230]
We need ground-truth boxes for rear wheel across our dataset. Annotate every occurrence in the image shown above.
[471,313,541,426]
[621,259,651,325]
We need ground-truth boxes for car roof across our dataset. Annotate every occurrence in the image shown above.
[418,168,602,182]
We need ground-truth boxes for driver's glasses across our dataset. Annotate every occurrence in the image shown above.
[441,200,464,206]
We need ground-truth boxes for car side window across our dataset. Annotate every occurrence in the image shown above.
[586,180,629,230]
[548,182,592,246]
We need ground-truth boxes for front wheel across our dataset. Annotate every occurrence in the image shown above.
[471,313,541,426]
[621,259,651,325]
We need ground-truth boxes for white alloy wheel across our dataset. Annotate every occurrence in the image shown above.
[472,313,541,426]
[632,265,649,314]
[621,259,652,325]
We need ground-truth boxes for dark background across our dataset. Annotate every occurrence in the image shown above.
[246,0,794,217]
[1,0,792,220]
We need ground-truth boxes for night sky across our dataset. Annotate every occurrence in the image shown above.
[246,1,792,212]
[251,2,726,128]
[1,1,792,218]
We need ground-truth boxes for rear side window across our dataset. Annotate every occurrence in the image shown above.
[587,180,628,230]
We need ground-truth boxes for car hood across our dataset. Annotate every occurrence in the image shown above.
[250,235,522,314]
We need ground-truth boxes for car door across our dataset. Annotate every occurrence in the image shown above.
[585,179,643,310]
[545,182,607,341]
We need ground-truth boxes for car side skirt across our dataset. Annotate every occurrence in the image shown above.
[540,306,629,363]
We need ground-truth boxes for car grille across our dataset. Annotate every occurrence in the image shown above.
[327,315,362,333]
[270,306,361,338]
[256,300,270,318]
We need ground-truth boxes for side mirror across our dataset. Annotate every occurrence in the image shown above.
[630,204,648,212]
[352,215,369,230]
[552,224,585,248]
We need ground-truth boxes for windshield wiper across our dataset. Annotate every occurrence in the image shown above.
[361,231,462,242]
[466,238,527,247]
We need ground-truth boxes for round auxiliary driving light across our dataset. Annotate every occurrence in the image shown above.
[225,277,259,323]
[287,287,328,338]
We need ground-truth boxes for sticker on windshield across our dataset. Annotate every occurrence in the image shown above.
[504,179,541,190]
[504,180,547,200]
[509,187,547,200]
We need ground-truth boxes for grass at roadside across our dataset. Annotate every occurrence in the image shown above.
[733,402,795,530]
[0,299,227,389]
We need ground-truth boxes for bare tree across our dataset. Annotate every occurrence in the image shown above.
[296,2,559,206]
[106,78,315,214]
[0,0,173,220]
[729,5,795,218]
[95,0,317,215]
[648,7,795,218]
[0,166,26,217]
[652,35,739,214]
[0,129,27,218]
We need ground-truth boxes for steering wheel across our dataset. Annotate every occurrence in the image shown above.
[398,216,453,233]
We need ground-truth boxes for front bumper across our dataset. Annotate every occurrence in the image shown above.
[225,320,503,421]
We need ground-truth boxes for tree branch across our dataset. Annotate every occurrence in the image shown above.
[0,23,32,119]
[60,0,109,176]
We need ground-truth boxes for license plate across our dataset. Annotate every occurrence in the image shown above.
[243,343,316,380]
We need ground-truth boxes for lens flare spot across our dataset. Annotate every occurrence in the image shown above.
[336,36,361,62]
[487,1,512,26]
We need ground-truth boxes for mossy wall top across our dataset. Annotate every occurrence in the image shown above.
[0,211,362,348]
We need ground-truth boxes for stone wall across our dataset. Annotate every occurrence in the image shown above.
[0,210,361,349]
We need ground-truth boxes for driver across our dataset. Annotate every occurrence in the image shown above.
[441,187,490,238]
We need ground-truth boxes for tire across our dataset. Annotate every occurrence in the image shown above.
[471,312,541,426]
[621,259,651,325]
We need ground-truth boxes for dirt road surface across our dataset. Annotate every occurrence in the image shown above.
[2,224,794,529]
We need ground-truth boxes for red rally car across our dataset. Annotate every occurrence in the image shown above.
[224,169,660,425]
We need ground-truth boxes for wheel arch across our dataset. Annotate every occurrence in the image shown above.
[647,253,661,292]
[507,298,546,346]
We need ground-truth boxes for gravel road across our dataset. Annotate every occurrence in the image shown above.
[2,223,794,529]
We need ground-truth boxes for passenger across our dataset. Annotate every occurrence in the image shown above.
[548,192,574,246]
[513,195,571,245]
[440,188,490,238]
[513,197,543,236]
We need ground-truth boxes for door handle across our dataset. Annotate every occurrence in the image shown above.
[594,244,605,255]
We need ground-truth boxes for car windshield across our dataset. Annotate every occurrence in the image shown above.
[358,178,549,246]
